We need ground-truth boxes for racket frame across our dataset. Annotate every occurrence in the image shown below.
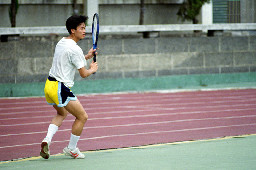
[92,13,99,62]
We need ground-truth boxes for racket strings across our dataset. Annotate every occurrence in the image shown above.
[92,20,98,44]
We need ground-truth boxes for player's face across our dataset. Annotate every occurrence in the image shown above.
[74,23,86,40]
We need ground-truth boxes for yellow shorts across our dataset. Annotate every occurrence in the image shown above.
[44,77,77,107]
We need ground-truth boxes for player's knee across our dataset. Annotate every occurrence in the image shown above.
[80,113,88,123]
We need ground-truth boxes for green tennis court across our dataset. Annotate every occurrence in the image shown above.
[1,134,256,170]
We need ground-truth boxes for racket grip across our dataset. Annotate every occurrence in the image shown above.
[93,50,97,62]
[93,53,96,74]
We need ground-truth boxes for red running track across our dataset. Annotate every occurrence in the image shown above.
[0,89,256,161]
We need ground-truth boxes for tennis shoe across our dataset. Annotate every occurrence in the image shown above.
[63,147,85,159]
[40,138,50,159]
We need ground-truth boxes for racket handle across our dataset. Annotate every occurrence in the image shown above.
[93,49,97,62]
[93,53,96,74]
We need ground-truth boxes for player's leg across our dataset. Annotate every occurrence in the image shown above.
[65,99,88,135]
[51,105,68,126]
[63,99,88,159]
[40,106,68,159]
[45,106,68,141]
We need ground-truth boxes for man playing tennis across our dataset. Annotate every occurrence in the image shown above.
[40,15,98,159]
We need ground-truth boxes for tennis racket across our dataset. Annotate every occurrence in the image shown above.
[92,13,99,63]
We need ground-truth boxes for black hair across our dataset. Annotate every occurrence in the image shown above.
[66,15,88,34]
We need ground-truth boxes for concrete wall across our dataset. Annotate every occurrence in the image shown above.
[0,0,185,27]
[241,0,255,23]
[99,4,186,25]
[0,3,82,27]
[1,0,256,28]
[2,0,256,28]
[0,34,255,84]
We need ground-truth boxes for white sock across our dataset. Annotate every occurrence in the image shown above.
[68,133,80,150]
[45,124,58,142]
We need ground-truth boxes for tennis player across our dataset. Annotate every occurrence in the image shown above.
[40,15,98,159]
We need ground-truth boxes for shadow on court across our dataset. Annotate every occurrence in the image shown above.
[1,134,256,170]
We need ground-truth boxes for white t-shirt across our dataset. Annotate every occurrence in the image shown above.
[49,37,87,87]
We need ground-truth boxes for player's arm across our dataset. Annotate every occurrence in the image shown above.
[78,61,98,78]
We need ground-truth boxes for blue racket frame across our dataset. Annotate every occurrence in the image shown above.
[92,13,99,62]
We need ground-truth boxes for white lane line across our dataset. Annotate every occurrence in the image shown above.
[0,115,56,121]
[1,107,256,127]
[0,105,50,111]
[1,89,255,104]
[0,123,255,149]
[0,108,151,116]
[0,93,255,107]
[1,113,256,137]
[1,97,256,115]
[0,93,255,106]
[1,106,256,121]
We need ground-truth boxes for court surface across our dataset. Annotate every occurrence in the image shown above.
[1,88,256,169]
[1,134,256,170]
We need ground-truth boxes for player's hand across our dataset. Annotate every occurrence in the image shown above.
[90,61,98,73]
[86,48,98,60]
